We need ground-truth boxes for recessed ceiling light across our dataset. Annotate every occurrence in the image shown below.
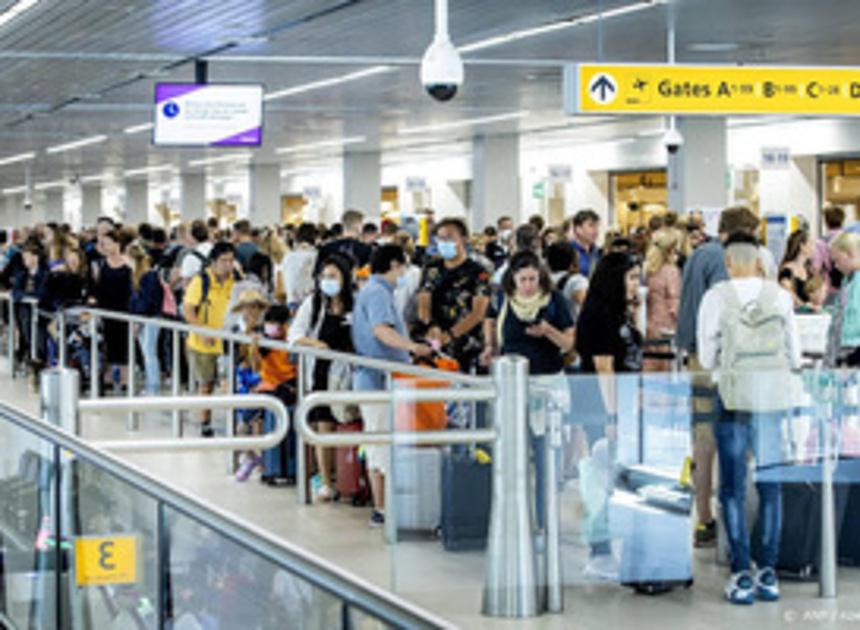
[124,122,154,135]
[0,152,35,167]
[188,154,253,167]
[46,134,108,154]
[276,137,365,154]
[0,0,41,29]
[124,165,174,178]
[687,42,741,53]
[399,111,528,135]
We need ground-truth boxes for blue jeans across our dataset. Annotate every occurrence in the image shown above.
[140,323,161,394]
[714,399,783,574]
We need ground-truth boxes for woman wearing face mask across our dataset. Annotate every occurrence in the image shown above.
[288,254,355,502]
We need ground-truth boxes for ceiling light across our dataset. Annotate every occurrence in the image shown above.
[124,122,154,135]
[124,165,174,178]
[34,180,66,191]
[2,185,28,195]
[80,174,109,184]
[0,0,41,29]
[459,0,664,53]
[687,42,740,53]
[45,134,108,154]
[398,111,528,135]
[636,129,665,138]
[0,152,35,167]
[276,136,365,154]
[264,66,392,101]
[188,154,254,167]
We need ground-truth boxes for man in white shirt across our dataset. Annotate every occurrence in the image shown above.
[696,232,801,607]
[179,220,213,287]
[282,222,318,311]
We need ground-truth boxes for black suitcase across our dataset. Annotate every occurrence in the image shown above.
[440,452,491,551]
[753,481,849,580]
[839,483,860,566]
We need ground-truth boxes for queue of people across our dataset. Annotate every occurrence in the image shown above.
[0,202,858,606]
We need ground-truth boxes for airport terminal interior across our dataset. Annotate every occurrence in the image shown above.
[3,0,860,628]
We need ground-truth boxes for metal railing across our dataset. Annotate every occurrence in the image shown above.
[2,381,454,629]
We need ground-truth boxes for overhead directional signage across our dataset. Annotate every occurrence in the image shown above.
[564,63,860,116]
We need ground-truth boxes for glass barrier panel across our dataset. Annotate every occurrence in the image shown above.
[63,456,159,629]
[164,505,350,630]
[0,421,60,629]
[388,377,491,619]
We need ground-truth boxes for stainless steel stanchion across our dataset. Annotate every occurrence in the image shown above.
[127,322,138,431]
[483,355,540,618]
[29,302,38,362]
[7,297,15,377]
[89,315,99,399]
[171,329,181,437]
[40,367,80,435]
[297,354,308,505]
[56,311,66,368]
[226,340,236,475]
[544,399,563,614]
[384,372,397,546]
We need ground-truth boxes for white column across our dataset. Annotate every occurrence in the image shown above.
[472,134,520,231]
[181,173,207,221]
[249,164,281,226]
[44,189,64,224]
[343,151,381,219]
[667,117,728,214]
[81,184,102,228]
[125,180,149,226]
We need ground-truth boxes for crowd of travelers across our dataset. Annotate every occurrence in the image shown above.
[1,201,859,606]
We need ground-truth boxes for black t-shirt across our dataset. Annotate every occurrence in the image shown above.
[313,311,353,390]
[488,291,574,376]
[575,305,643,373]
[420,257,491,365]
[316,237,372,273]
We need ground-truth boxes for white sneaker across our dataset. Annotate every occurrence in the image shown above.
[724,571,755,605]
[583,554,619,581]
[754,567,780,602]
[315,484,336,503]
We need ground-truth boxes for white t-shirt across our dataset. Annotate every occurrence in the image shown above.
[180,242,213,280]
[696,277,801,371]
[282,246,317,306]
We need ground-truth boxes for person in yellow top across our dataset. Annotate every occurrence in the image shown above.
[183,241,238,437]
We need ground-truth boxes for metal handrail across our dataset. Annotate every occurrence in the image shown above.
[295,389,497,447]
[78,394,289,453]
[0,398,454,629]
[62,305,488,386]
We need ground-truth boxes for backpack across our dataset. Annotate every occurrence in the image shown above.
[717,282,791,412]
[195,267,242,318]
[160,276,178,318]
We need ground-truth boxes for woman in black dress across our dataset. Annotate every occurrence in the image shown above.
[90,228,132,390]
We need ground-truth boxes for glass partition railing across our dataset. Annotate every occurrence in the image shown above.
[539,368,860,597]
[0,400,454,630]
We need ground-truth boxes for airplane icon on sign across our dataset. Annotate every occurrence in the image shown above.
[633,78,648,91]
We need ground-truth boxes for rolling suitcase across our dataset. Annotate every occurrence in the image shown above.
[440,452,492,551]
[260,409,296,486]
[335,421,370,506]
[393,447,442,532]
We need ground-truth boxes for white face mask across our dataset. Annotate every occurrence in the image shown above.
[319,278,341,297]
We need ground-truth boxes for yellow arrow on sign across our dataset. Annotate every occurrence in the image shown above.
[568,63,860,116]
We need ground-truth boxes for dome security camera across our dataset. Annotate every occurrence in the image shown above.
[663,127,684,155]
[420,0,463,102]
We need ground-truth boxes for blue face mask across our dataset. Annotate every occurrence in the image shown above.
[438,240,458,260]
[319,278,341,297]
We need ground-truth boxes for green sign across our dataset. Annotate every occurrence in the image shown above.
[532,182,545,199]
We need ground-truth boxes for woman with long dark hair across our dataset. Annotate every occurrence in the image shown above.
[779,229,813,306]
[573,251,643,580]
[288,253,355,502]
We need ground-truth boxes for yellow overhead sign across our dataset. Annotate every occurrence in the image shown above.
[75,535,138,586]
[567,64,860,116]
